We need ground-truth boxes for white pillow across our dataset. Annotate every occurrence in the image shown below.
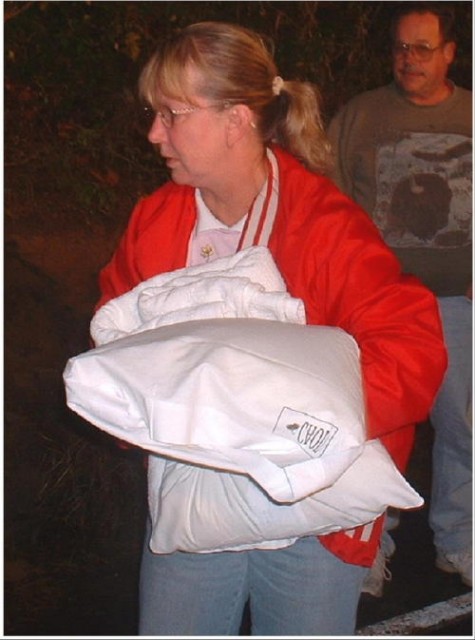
[64,318,370,502]
[146,440,422,554]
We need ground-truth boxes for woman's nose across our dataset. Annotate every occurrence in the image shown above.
[148,114,168,144]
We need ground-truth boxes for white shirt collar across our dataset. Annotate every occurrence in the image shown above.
[195,190,247,233]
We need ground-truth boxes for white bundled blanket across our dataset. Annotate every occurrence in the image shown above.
[90,246,305,345]
[64,247,423,553]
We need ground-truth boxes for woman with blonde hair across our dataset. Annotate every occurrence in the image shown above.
[96,21,446,636]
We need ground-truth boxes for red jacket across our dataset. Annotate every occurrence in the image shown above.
[98,146,447,565]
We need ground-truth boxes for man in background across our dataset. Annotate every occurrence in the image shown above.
[329,1,472,596]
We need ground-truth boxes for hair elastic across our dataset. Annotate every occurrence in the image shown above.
[272,76,284,96]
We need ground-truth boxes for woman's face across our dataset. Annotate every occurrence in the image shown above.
[147,71,230,189]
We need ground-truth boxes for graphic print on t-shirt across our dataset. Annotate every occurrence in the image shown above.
[373,132,472,248]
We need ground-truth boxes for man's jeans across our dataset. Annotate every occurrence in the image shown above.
[429,295,472,554]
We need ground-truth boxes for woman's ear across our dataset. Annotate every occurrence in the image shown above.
[225,104,255,146]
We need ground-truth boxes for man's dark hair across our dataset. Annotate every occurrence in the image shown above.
[390,2,456,43]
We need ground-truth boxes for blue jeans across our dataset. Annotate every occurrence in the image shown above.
[139,530,367,636]
[429,296,472,554]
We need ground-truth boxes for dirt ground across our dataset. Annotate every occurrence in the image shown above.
[4,213,146,636]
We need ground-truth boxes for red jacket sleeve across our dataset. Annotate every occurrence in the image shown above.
[96,199,148,310]
[96,183,196,311]
[270,174,447,471]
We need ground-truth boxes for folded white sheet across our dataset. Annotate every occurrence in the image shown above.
[90,246,304,346]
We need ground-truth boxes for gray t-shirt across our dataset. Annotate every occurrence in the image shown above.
[328,82,472,296]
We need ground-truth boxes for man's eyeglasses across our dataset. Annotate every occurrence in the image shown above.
[392,41,445,62]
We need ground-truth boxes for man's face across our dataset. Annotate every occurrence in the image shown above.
[392,12,455,105]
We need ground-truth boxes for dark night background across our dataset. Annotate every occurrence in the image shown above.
[3,1,473,635]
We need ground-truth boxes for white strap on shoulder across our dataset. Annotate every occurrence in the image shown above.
[238,148,280,251]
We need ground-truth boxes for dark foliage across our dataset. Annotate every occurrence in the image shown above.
[5,1,472,228]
